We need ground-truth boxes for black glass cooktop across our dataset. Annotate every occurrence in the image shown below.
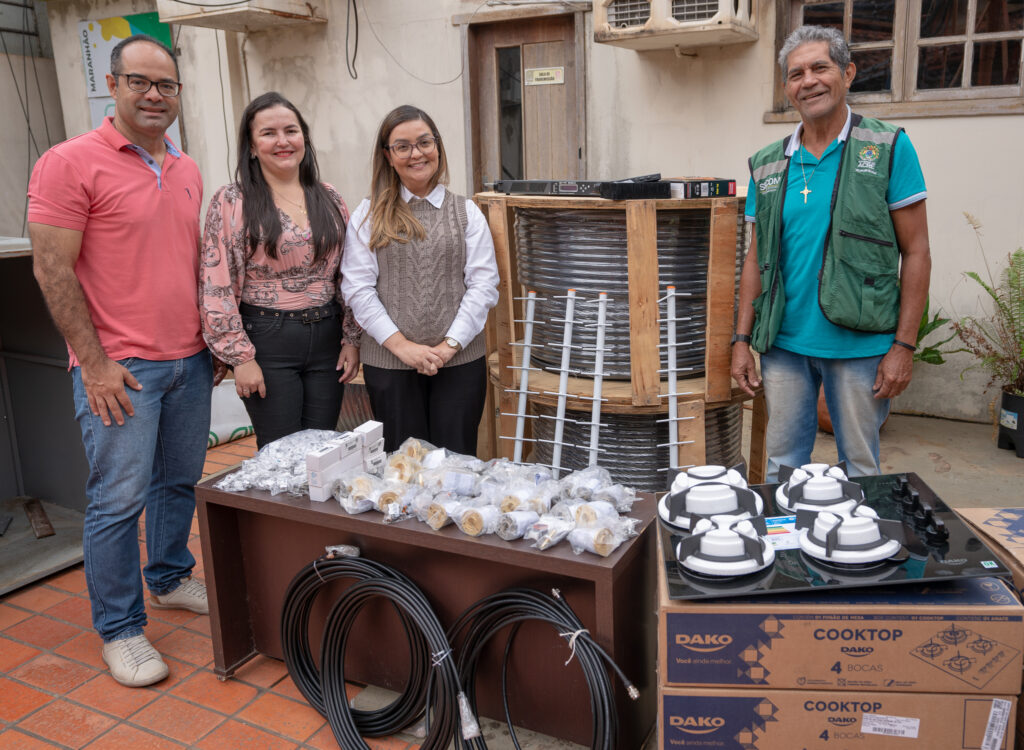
[661,472,1012,600]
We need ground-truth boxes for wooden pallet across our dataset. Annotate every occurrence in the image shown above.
[475,192,766,482]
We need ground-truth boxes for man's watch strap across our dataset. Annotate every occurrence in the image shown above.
[731,333,752,346]
[444,336,462,351]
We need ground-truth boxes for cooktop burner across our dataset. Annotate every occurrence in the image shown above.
[662,472,1011,600]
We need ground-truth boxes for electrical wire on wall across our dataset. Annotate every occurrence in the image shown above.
[345,0,491,85]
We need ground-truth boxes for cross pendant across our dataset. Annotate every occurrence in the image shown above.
[800,185,812,203]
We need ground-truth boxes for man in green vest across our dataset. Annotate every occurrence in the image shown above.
[731,25,930,480]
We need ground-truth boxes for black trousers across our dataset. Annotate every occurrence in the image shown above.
[363,357,487,455]
[239,302,344,448]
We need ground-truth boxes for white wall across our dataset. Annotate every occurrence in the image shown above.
[39,0,1023,421]
[0,54,65,237]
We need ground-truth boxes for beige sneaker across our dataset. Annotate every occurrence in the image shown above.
[102,634,169,687]
[151,576,208,615]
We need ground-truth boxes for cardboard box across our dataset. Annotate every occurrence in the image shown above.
[308,450,362,487]
[354,420,384,446]
[658,686,1015,749]
[329,431,362,459]
[658,546,1024,694]
[306,443,341,472]
[955,508,1024,596]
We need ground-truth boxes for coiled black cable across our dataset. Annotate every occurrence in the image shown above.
[448,587,638,750]
[320,576,473,750]
[280,555,429,735]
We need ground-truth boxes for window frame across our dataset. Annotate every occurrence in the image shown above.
[766,0,1024,121]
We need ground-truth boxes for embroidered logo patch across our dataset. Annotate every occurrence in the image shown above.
[856,144,880,174]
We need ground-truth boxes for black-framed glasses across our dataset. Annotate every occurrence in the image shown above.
[385,135,438,159]
[118,74,182,97]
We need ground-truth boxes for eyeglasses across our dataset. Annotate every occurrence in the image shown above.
[117,74,182,97]
[385,135,438,159]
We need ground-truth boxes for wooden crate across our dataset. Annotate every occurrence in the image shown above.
[475,192,766,482]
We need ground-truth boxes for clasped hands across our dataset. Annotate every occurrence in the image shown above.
[386,334,458,376]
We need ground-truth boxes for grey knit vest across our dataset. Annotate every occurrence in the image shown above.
[359,190,486,370]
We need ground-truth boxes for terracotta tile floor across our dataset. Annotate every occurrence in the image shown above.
[0,436,422,750]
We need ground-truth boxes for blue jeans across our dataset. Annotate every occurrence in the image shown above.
[72,351,212,642]
[761,347,889,482]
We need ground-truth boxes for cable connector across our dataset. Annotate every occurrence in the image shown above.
[627,684,640,700]
[457,691,481,739]
[324,544,360,559]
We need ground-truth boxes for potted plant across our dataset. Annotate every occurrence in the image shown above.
[952,216,1024,457]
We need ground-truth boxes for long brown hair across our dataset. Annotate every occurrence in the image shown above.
[236,92,345,262]
[367,105,449,250]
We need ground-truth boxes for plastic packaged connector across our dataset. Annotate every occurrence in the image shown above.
[560,465,613,500]
[525,515,575,550]
[410,488,443,523]
[426,497,465,530]
[418,466,479,496]
[569,515,641,556]
[593,483,637,512]
[337,471,383,507]
[575,500,619,527]
[496,510,540,541]
[214,429,341,495]
[568,525,623,557]
[497,480,537,512]
[396,436,436,461]
[525,480,560,514]
[457,504,502,537]
[384,453,422,483]
[551,500,585,524]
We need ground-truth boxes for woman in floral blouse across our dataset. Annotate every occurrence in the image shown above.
[200,92,360,447]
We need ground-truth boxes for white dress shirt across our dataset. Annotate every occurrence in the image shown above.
[341,183,500,348]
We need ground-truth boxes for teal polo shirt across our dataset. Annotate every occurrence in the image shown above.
[744,111,927,359]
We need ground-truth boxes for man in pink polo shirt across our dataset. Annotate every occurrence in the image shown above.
[28,34,215,687]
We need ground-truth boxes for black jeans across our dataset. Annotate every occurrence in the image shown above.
[363,357,487,455]
[239,301,344,448]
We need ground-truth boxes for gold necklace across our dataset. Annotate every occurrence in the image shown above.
[272,188,307,215]
[798,147,820,204]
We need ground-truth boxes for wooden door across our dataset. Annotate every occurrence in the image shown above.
[467,14,584,192]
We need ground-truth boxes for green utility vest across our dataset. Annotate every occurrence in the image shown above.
[747,114,903,353]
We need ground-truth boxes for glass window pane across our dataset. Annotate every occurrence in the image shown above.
[920,0,967,37]
[803,2,845,30]
[972,39,1022,84]
[917,44,965,88]
[850,48,893,91]
[497,47,524,182]
[851,1,895,43]
[975,0,1024,33]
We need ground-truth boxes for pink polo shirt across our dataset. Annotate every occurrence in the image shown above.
[28,117,205,366]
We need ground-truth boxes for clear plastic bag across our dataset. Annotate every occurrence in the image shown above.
[496,510,540,541]
[384,453,422,483]
[568,525,623,557]
[592,483,637,513]
[457,504,502,537]
[418,467,479,497]
[396,436,436,461]
[525,515,575,550]
[214,429,341,494]
[574,500,619,527]
[551,500,585,524]
[559,466,613,500]
[426,497,465,530]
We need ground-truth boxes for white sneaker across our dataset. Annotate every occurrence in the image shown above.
[102,634,169,687]
[151,576,209,615]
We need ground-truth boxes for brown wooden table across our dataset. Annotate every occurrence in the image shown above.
[195,478,658,746]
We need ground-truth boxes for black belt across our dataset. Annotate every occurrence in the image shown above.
[239,300,340,324]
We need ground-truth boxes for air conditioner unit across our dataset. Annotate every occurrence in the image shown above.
[156,0,325,33]
[594,0,757,51]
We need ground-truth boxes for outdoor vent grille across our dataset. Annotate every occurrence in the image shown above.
[671,0,720,22]
[607,0,651,28]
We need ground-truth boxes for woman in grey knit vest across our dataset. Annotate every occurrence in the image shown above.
[341,106,499,454]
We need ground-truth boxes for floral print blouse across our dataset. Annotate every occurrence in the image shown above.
[200,182,361,367]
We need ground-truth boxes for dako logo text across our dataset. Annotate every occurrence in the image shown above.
[670,715,726,734]
[840,646,875,657]
[675,633,734,652]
